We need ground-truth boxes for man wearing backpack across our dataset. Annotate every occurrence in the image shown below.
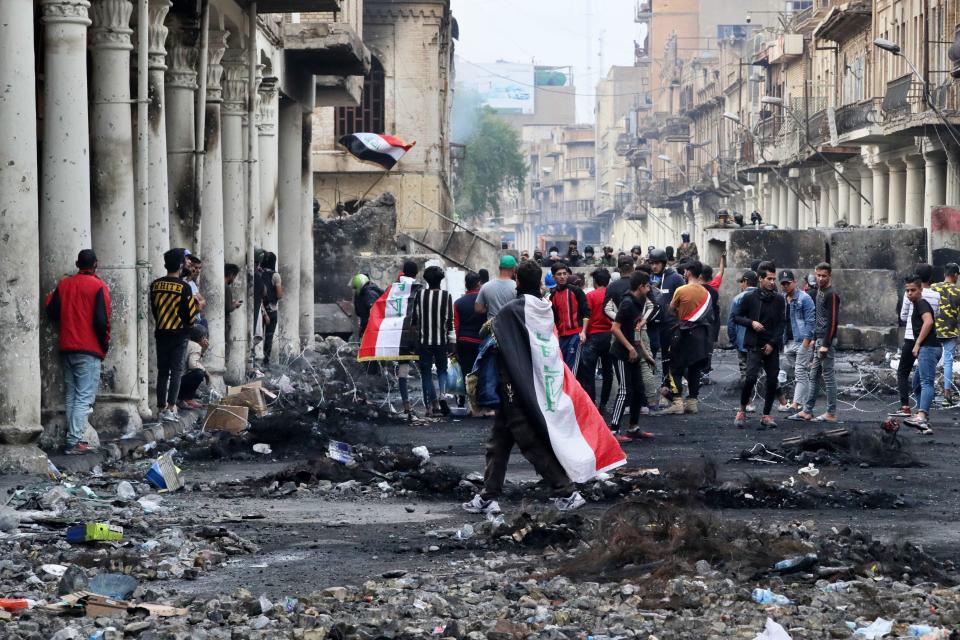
[351,273,384,338]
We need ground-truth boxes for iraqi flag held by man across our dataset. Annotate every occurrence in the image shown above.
[338,133,416,170]
[492,294,626,483]
[357,276,420,362]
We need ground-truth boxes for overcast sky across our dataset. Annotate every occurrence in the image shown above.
[450,0,641,123]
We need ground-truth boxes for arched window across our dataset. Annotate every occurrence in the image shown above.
[335,57,385,138]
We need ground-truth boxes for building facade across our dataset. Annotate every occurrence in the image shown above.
[0,0,371,472]
[312,0,456,234]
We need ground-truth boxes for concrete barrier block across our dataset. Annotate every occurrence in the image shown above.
[932,206,960,269]
[827,228,926,275]
[727,229,827,269]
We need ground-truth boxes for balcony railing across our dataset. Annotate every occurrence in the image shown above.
[755,116,783,146]
[806,109,830,146]
[883,74,915,118]
[662,119,690,141]
[835,98,883,135]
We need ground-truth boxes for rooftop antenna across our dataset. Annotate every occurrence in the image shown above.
[585,0,594,92]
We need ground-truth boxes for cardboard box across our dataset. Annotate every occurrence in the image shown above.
[222,381,274,417]
[203,405,249,434]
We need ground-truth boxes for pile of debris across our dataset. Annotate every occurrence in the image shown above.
[736,425,923,468]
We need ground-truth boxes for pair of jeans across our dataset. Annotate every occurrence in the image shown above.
[62,353,102,447]
[577,333,613,408]
[481,380,573,499]
[911,344,942,414]
[783,340,814,406]
[942,337,957,392]
[611,357,645,429]
[558,334,582,374]
[263,309,278,363]
[156,333,189,410]
[418,344,449,406]
[804,340,837,415]
[742,348,781,415]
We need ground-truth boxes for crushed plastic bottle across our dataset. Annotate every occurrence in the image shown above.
[454,523,474,540]
[773,553,818,573]
[486,512,506,528]
[751,588,792,605]
[821,580,856,592]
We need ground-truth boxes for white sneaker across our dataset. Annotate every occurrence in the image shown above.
[553,491,587,512]
[461,494,501,514]
[745,403,757,413]
[161,409,179,423]
[777,404,792,413]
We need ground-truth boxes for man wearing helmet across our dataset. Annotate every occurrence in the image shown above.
[351,273,384,338]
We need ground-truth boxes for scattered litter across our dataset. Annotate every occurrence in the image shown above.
[144,451,184,492]
[115,481,136,501]
[0,506,20,533]
[46,459,62,480]
[137,495,164,514]
[41,564,68,578]
[851,618,893,638]
[798,463,820,477]
[454,524,474,540]
[0,598,38,611]
[412,446,430,463]
[751,588,792,606]
[328,440,355,464]
[753,617,792,640]
[65,523,123,544]
[88,573,138,600]
[773,553,818,573]
[276,374,295,394]
[252,443,272,455]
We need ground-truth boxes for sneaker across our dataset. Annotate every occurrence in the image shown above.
[888,407,912,418]
[461,494,501,514]
[904,415,932,432]
[777,403,792,413]
[438,399,451,416]
[683,398,699,414]
[734,410,747,428]
[759,415,778,430]
[161,409,180,423]
[940,395,957,408]
[745,403,756,413]
[625,427,654,439]
[699,374,713,386]
[614,432,633,443]
[553,491,587,512]
[64,442,94,455]
[638,406,651,416]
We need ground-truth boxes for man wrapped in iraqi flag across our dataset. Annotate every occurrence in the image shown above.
[462,260,627,515]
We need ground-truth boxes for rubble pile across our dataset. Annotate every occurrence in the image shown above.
[735,425,923,469]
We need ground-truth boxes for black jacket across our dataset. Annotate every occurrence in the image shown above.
[735,289,786,350]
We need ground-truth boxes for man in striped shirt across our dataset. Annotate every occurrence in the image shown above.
[150,248,199,422]
[415,266,455,416]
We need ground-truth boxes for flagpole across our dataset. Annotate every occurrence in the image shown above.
[357,168,391,205]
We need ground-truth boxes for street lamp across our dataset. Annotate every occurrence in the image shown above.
[872,38,960,148]
[760,96,870,206]
[722,111,809,216]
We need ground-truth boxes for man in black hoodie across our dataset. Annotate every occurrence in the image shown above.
[733,261,786,430]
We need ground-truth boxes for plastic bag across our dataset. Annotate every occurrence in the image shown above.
[446,358,466,396]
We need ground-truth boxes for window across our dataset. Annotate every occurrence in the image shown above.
[335,58,385,138]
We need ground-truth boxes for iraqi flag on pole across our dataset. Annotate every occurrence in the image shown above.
[492,295,626,483]
[338,133,416,170]
[357,276,420,362]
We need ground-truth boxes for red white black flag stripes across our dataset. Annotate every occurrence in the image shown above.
[492,295,627,483]
[338,133,416,170]
[357,276,420,362]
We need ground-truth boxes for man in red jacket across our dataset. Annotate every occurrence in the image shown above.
[45,249,111,455]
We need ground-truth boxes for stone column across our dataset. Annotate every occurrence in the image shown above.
[200,29,228,390]
[817,175,829,227]
[786,180,799,229]
[924,150,947,232]
[846,169,861,226]
[858,166,874,225]
[887,158,907,224]
[766,179,778,225]
[300,111,315,349]
[164,17,198,249]
[146,0,171,275]
[826,175,839,227]
[871,161,889,224]
[221,48,248,384]
[776,178,787,228]
[277,97,303,360]
[836,169,850,225]
[89,0,142,435]
[904,155,925,227]
[0,0,47,472]
[947,148,960,205]
[258,78,279,253]
[40,0,94,437]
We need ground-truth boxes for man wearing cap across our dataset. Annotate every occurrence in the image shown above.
[676,232,699,262]
[780,269,815,413]
[476,256,518,320]
[45,249,111,455]
[727,270,759,390]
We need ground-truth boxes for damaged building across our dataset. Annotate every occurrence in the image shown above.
[0,0,464,473]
